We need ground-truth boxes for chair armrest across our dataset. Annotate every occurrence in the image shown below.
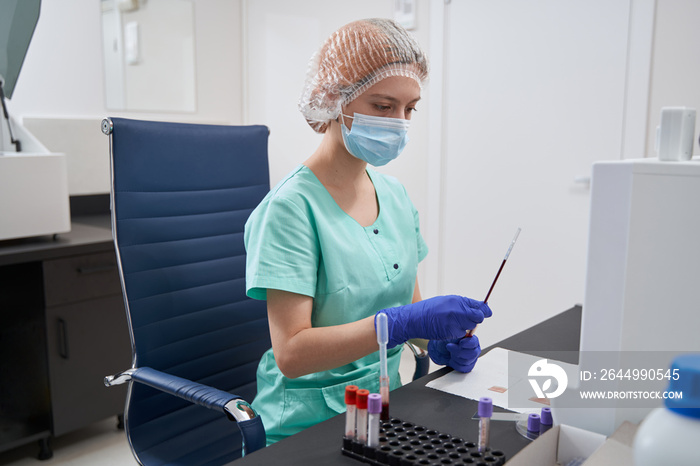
[124,366,266,455]
[131,366,236,412]
[406,342,430,381]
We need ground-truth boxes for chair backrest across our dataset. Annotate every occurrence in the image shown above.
[107,118,271,464]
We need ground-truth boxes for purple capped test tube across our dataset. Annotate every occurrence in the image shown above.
[540,407,553,434]
[478,397,493,452]
[527,413,541,434]
[367,393,382,448]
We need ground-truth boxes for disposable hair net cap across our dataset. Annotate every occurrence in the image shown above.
[299,18,429,133]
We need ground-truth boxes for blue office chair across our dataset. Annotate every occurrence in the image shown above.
[102,118,271,465]
[408,343,430,381]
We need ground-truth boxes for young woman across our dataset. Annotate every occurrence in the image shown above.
[244,18,491,444]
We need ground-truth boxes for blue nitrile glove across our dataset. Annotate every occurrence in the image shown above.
[376,295,492,349]
[428,336,481,373]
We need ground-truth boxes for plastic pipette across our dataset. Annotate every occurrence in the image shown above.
[376,312,390,420]
[466,227,521,337]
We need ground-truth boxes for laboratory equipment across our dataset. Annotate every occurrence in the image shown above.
[366,393,381,448]
[466,227,521,337]
[633,354,700,466]
[376,312,390,420]
[356,389,369,444]
[341,416,507,465]
[552,158,700,435]
[478,397,492,452]
[0,0,70,241]
[345,385,358,440]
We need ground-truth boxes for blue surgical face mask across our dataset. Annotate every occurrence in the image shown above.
[340,112,410,166]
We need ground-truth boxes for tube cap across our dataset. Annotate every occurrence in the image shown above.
[345,385,358,405]
[478,397,493,418]
[368,393,382,414]
[664,354,700,419]
[527,413,541,432]
[357,389,370,410]
[540,407,553,426]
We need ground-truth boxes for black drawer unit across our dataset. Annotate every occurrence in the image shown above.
[43,252,131,437]
[0,262,52,456]
[0,217,132,460]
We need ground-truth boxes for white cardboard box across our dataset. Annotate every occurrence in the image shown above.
[507,422,638,465]
[506,423,627,466]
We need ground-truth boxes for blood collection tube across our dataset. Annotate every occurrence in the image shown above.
[367,393,382,448]
[527,413,541,435]
[376,312,391,421]
[478,397,493,452]
[344,385,358,439]
[356,389,370,444]
[540,407,553,434]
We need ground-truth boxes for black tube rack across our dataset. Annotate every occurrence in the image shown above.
[341,417,506,465]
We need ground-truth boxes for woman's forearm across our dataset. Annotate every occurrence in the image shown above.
[274,315,378,379]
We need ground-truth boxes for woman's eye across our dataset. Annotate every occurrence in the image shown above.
[375,104,391,111]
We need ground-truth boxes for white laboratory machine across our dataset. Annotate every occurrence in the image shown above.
[552,157,700,435]
[0,0,70,241]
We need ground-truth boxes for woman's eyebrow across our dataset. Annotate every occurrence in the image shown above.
[367,94,421,103]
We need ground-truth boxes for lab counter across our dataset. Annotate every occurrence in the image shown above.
[0,215,113,267]
[237,306,582,465]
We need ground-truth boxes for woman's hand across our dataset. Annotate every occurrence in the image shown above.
[377,295,492,348]
[428,336,481,373]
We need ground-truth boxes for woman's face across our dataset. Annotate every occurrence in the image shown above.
[342,76,421,128]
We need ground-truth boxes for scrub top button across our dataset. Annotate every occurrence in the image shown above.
[373,229,379,234]
[393,263,399,270]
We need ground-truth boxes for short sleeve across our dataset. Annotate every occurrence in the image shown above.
[391,176,428,264]
[244,196,319,300]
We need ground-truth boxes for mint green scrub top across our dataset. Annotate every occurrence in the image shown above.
[244,164,428,445]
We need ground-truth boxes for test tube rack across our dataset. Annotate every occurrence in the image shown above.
[342,417,506,465]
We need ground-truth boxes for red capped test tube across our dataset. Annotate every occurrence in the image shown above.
[356,389,370,444]
[344,385,358,439]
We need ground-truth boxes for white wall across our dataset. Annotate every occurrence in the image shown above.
[119,0,197,112]
[7,0,244,124]
[432,0,633,348]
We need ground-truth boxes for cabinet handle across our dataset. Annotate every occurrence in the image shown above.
[77,263,117,275]
[58,318,69,359]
